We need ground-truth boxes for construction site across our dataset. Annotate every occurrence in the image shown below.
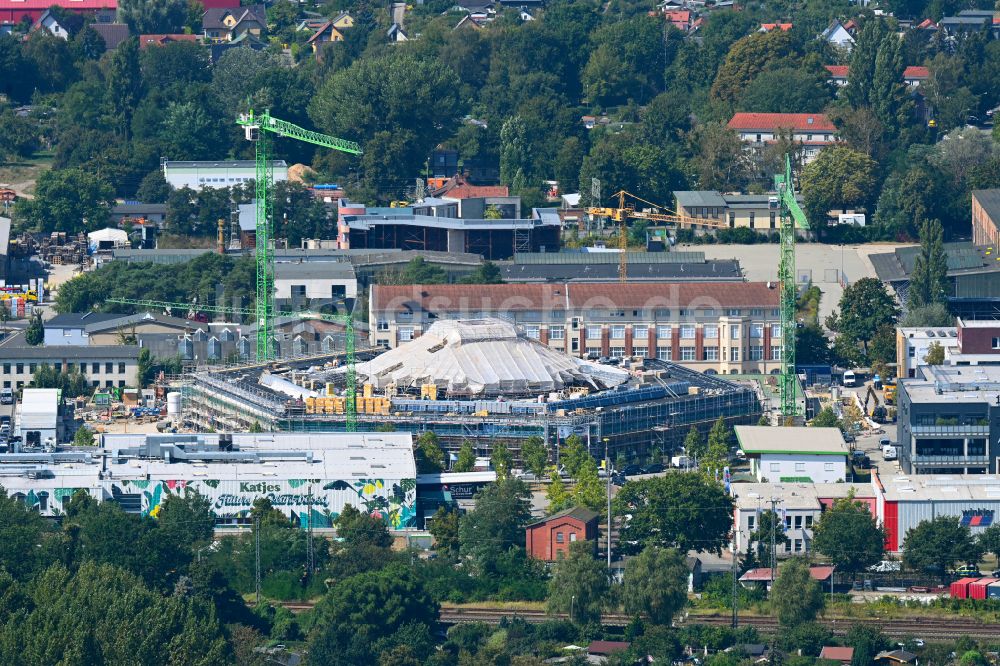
[178,318,762,462]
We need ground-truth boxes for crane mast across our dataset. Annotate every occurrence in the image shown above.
[236,109,361,362]
[774,155,810,419]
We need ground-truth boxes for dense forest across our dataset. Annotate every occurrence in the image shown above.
[2,0,999,244]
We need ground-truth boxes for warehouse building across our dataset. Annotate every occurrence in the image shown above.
[162,160,288,191]
[369,282,784,375]
[0,432,417,529]
[875,471,1000,552]
[181,318,762,462]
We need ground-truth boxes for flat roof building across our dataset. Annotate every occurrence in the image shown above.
[674,191,806,232]
[163,160,288,191]
[1,432,417,529]
[896,364,1000,475]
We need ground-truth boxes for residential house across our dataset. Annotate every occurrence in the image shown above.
[369,282,788,375]
[587,642,631,660]
[427,174,510,200]
[273,261,358,310]
[453,14,486,30]
[664,9,693,31]
[821,19,855,50]
[139,33,199,48]
[296,18,327,32]
[739,565,834,589]
[819,647,854,665]
[202,4,265,42]
[825,64,931,88]
[307,22,347,51]
[939,10,997,38]
[525,507,599,561]
[875,650,918,665]
[972,189,1000,247]
[759,22,792,32]
[90,22,130,52]
[727,112,838,163]
[32,9,76,39]
[386,23,408,42]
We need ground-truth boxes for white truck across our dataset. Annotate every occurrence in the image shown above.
[880,438,898,461]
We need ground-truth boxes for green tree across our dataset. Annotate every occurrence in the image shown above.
[770,557,825,629]
[309,564,439,666]
[831,278,900,356]
[73,426,95,447]
[902,516,981,582]
[376,257,448,285]
[573,457,605,513]
[107,37,142,140]
[684,426,706,460]
[846,624,890,666]
[547,469,572,512]
[977,523,1000,562]
[738,67,833,114]
[687,121,748,192]
[459,261,504,284]
[870,26,911,141]
[0,488,53,580]
[459,478,532,574]
[491,441,513,480]
[546,540,608,625]
[453,441,476,473]
[521,436,548,478]
[811,495,886,576]
[613,474,734,555]
[500,115,531,188]
[428,505,460,557]
[117,0,187,33]
[846,19,888,110]
[800,146,879,225]
[24,313,43,346]
[13,168,114,233]
[623,546,688,625]
[745,510,790,569]
[335,504,393,550]
[924,341,946,365]
[559,435,591,478]
[901,302,953,328]
[309,51,463,201]
[810,407,842,430]
[415,431,445,474]
[711,30,798,106]
[908,219,949,309]
[0,109,40,162]
[796,324,832,366]
[156,491,215,552]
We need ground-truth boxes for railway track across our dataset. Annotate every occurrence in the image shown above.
[273,601,1000,639]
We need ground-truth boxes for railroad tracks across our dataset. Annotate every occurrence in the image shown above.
[273,601,1000,639]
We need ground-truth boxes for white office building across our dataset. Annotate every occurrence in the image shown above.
[162,160,288,191]
[736,425,848,484]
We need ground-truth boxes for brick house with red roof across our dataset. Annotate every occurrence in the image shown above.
[727,113,838,162]
[526,507,599,561]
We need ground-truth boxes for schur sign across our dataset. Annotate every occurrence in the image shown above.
[960,509,994,527]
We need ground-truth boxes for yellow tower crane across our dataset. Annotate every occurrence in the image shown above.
[586,190,724,282]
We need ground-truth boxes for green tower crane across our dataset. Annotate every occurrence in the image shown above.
[774,155,809,419]
[236,109,361,362]
[108,297,359,432]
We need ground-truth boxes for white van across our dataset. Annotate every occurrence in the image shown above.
[881,438,897,460]
[0,388,12,405]
[842,370,857,387]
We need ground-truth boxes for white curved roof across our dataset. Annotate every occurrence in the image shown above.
[356,318,629,396]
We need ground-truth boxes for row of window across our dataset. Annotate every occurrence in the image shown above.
[583,347,783,362]
[554,531,578,544]
[582,323,782,340]
[385,308,782,323]
[197,177,252,184]
[4,380,127,389]
[2,361,128,375]
[747,514,815,531]
[767,462,838,472]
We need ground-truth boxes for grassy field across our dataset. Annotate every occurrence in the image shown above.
[0,151,54,198]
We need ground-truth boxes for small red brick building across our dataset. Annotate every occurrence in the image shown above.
[525,506,599,561]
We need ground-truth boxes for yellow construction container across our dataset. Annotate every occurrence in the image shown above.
[326,382,336,397]
[363,383,374,398]
[421,383,439,400]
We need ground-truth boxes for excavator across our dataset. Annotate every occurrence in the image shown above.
[863,385,887,423]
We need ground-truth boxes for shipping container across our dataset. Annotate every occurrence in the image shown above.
[987,581,1000,599]
[970,578,998,600]
[950,577,980,599]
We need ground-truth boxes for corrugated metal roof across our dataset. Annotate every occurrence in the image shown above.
[512,251,706,264]
[372,282,778,312]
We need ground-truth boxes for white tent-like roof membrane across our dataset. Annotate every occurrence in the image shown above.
[352,318,630,396]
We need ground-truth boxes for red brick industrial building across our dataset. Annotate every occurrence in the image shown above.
[525,507,599,561]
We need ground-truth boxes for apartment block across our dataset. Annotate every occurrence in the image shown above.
[369,282,784,375]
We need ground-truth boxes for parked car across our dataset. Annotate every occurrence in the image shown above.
[950,564,981,576]
[842,432,856,444]
[611,473,626,486]
[621,464,644,477]
[643,463,665,474]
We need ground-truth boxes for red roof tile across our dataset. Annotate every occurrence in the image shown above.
[139,33,198,48]
[588,641,631,655]
[372,282,780,313]
[0,0,115,7]
[819,647,855,662]
[760,22,792,31]
[740,565,835,582]
[728,113,836,133]
[825,65,849,78]
[916,18,937,28]
[903,65,929,79]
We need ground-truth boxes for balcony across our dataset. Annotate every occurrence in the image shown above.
[912,455,989,466]
[911,425,990,437]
